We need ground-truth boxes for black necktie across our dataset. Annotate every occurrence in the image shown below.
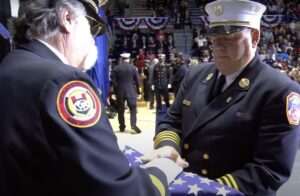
[210,75,226,101]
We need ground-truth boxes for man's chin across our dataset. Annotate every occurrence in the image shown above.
[81,45,98,72]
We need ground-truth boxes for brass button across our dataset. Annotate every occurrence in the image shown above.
[183,143,189,150]
[203,153,210,160]
[201,169,208,175]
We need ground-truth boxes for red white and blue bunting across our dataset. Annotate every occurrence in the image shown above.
[114,15,288,31]
[261,15,283,27]
[144,17,169,30]
[115,17,169,31]
[114,17,143,31]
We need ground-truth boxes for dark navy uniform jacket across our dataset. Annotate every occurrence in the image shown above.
[151,63,172,89]
[111,62,141,98]
[172,63,188,95]
[154,54,300,196]
[0,40,168,196]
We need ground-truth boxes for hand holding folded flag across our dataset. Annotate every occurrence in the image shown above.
[123,145,244,196]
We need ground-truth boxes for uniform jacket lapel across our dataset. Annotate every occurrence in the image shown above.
[185,55,262,139]
[192,69,217,117]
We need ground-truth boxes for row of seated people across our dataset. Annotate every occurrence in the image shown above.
[147,0,192,29]
[113,30,176,60]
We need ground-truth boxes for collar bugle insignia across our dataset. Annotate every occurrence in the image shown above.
[214,4,223,16]
[182,99,191,106]
[239,78,250,89]
[57,81,101,128]
[286,92,300,125]
[226,97,232,103]
[206,73,213,81]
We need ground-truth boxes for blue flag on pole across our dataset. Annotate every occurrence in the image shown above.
[87,8,110,106]
[0,23,10,39]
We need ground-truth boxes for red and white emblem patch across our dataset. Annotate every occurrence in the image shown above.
[57,81,101,128]
[286,92,300,125]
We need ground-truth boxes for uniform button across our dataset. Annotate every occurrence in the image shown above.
[183,143,189,150]
[201,169,208,175]
[203,153,209,160]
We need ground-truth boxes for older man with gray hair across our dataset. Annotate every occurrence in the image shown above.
[143,0,300,195]
[0,0,183,195]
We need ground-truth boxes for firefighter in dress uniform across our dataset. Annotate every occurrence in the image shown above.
[111,53,142,133]
[142,0,300,195]
[151,54,172,113]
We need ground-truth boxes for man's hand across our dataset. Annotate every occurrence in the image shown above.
[111,94,116,100]
[168,84,172,89]
[141,146,189,168]
[151,85,155,90]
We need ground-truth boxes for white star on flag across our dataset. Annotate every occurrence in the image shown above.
[184,172,196,178]
[134,157,142,163]
[172,177,186,185]
[216,186,231,196]
[187,184,202,195]
[124,148,135,155]
[199,177,213,185]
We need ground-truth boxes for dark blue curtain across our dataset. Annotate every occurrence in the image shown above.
[87,8,110,106]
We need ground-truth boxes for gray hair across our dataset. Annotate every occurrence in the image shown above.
[9,0,86,44]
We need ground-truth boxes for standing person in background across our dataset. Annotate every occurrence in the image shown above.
[0,0,183,195]
[171,52,188,97]
[148,58,159,110]
[142,0,300,195]
[111,53,142,133]
[151,54,172,113]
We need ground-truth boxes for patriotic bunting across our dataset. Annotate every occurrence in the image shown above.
[144,17,169,30]
[114,17,143,31]
[114,15,295,31]
[261,15,283,27]
[115,17,169,31]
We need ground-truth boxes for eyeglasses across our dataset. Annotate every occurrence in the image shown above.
[85,15,104,36]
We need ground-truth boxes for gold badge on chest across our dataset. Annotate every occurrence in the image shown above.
[239,78,250,89]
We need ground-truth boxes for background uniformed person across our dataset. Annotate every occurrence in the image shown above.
[111,53,142,133]
[142,0,300,195]
[171,52,188,98]
[148,58,159,109]
[150,54,172,113]
[0,0,183,195]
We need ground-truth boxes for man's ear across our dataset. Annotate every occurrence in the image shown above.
[251,29,260,48]
[59,9,73,34]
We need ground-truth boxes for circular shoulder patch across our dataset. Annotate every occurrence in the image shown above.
[286,92,300,125]
[57,81,101,128]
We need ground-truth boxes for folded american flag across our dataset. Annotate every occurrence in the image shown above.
[123,145,244,196]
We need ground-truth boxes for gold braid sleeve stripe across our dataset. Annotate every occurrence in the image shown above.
[154,131,180,148]
[215,178,224,185]
[226,174,239,190]
[221,176,233,188]
[149,174,166,196]
[154,135,178,147]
